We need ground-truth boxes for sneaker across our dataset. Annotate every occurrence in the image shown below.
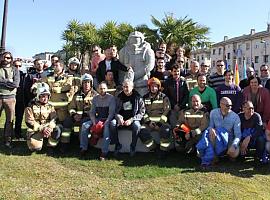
[99,152,108,161]
[130,147,136,157]
[114,143,122,157]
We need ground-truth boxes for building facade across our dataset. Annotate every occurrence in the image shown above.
[191,24,270,79]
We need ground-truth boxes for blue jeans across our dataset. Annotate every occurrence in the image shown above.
[80,119,110,153]
[110,119,141,150]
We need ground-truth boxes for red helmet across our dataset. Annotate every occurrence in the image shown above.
[147,77,161,89]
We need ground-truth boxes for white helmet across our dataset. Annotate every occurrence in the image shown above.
[36,82,50,98]
[81,73,93,83]
[68,57,80,66]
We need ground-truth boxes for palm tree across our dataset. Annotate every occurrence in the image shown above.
[78,22,100,64]
[61,19,82,59]
[136,13,210,53]
[116,22,134,49]
[98,21,119,49]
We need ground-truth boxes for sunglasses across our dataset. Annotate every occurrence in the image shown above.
[222,102,232,108]
[15,65,21,67]
[260,69,268,72]
[92,50,98,52]
[4,57,11,60]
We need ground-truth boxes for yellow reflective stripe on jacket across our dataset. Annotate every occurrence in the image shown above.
[61,131,71,137]
[69,109,76,115]
[49,101,69,107]
[149,117,161,122]
[184,114,204,118]
[73,126,80,133]
[106,88,116,92]
[152,100,164,104]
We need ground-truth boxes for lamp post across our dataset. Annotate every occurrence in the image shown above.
[261,39,267,64]
[0,0,9,54]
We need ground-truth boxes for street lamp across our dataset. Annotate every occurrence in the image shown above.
[0,0,9,54]
[261,39,267,64]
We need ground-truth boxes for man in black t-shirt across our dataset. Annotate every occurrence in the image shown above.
[110,79,145,157]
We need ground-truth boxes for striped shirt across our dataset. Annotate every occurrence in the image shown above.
[208,72,225,91]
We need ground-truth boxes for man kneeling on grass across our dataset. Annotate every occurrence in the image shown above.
[239,101,267,164]
[25,83,61,152]
[174,94,209,155]
[196,97,241,166]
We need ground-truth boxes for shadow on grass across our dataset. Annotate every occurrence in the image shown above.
[0,130,269,178]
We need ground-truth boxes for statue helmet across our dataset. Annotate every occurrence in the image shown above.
[147,77,161,89]
[36,82,50,99]
[128,31,145,41]
[68,57,80,66]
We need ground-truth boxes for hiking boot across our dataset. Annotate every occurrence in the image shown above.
[60,143,68,153]
[46,147,55,156]
[80,149,87,157]
[130,146,136,157]
[114,143,122,157]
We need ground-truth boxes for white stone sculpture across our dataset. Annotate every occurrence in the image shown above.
[119,31,155,96]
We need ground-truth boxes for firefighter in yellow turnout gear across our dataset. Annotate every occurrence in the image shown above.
[174,94,209,154]
[62,74,98,150]
[41,61,74,146]
[140,77,171,157]
[66,57,82,98]
[25,83,61,151]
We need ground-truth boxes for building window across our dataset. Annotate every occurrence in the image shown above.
[255,56,259,63]
[213,49,216,55]
[264,55,269,63]
[218,48,222,55]
[255,44,259,49]
[212,60,216,67]
[238,44,242,49]
[238,58,242,65]
[197,56,199,61]
[201,55,204,60]
[246,57,250,64]
[246,43,250,50]
[227,53,231,60]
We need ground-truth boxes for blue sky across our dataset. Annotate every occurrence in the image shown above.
[1,0,270,58]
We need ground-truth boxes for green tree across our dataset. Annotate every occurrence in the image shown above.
[62,19,81,60]
[98,21,134,50]
[116,22,134,49]
[78,22,100,64]
[138,13,211,51]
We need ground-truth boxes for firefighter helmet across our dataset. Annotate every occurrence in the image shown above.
[36,82,50,98]
[68,57,80,66]
[147,77,161,89]
[81,73,93,82]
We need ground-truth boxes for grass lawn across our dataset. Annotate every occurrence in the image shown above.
[0,116,270,200]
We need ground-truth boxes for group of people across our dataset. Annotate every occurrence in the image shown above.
[1,32,270,166]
